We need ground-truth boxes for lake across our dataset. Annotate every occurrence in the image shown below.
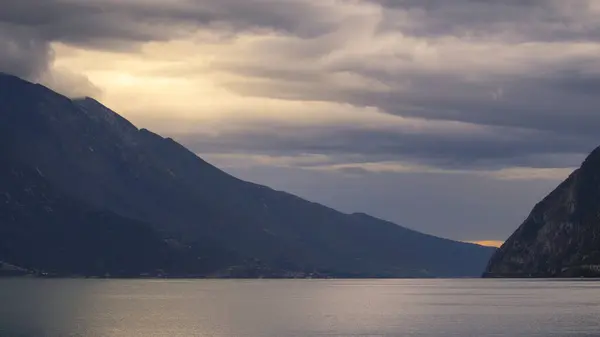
[0,279,598,336]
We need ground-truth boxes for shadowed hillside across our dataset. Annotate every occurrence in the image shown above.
[485,147,600,278]
[0,73,494,278]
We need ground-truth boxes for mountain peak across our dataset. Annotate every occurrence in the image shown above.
[484,145,600,278]
[1,75,495,278]
[580,146,600,170]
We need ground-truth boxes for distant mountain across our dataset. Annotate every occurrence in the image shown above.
[484,148,600,278]
[0,73,494,278]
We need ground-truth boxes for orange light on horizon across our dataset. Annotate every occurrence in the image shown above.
[468,240,504,248]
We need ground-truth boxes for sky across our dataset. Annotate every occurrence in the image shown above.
[2,0,600,246]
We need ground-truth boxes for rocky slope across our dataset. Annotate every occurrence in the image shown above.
[0,73,494,278]
[484,148,600,277]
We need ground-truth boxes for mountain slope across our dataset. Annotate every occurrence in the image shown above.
[0,73,494,277]
[484,148,600,278]
[0,132,242,277]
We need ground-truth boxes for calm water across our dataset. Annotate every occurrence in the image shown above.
[0,279,599,337]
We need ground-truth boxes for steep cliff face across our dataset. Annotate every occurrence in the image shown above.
[484,148,600,277]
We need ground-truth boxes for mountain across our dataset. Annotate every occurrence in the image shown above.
[484,148,600,278]
[0,73,494,278]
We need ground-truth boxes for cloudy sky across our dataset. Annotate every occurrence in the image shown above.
[3,0,600,246]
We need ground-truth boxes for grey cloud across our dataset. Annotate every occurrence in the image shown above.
[0,0,335,94]
[334,166,372,176]
[4,0,592,54]
[207,15,600,141]
[369,0,600,42]
[0,23,99,98]
[4,0,600,169]
[172,122,594,172]
[39,68,103,98]
[0,23,52,80]
[364,80,600,137]
[550,69,600,96]
[219,64,600,140]
[0,0,334,46]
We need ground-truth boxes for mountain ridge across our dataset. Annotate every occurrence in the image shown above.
[484,147,600,278]
[0,72,494,278]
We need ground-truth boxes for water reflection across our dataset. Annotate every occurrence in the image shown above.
[0,279,599,337]
[0,278,103,336]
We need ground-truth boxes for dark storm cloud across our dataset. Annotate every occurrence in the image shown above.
[195,0,600,169]
[0,23,52,80]
[0,0,332,93]
[3,0,600,170]
[216,61,600,144]
[0,0,333,48]
[355,75,600,137]
[368,0,600,42]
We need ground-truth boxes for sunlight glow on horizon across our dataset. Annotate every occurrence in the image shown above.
[468,240,504,248]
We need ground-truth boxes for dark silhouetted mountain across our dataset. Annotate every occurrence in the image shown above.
[484,148,600,278]
[0,73,494,278]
